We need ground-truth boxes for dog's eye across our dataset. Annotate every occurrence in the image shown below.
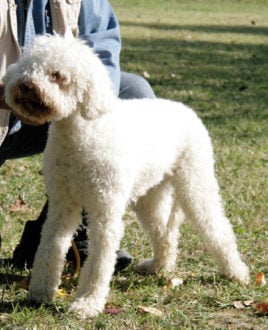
[50,71,62,81]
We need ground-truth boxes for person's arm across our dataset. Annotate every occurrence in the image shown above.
[0,83,10,110]
[78,0,121,95]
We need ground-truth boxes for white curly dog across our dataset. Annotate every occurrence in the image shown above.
[4,34,249,318]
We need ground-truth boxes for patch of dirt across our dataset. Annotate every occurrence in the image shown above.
[209,309,267,330]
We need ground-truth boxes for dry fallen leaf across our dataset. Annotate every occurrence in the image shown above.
[163,277,184,291]
[57,288,69,298]
[254,301,268,315]
[138,305,164,317]
[16,277,30,290]
[10,195,31,212]
[244,300,254,307]
[167,277,184,289]
[233,300,254,309]
[256,271,266,286]
[104,306,124,315]
[143,71,151,79]
[233,301,246,309]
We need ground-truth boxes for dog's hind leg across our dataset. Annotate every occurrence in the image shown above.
[174,141,249,283]
[28,200,82,302]
[134,180,184,274]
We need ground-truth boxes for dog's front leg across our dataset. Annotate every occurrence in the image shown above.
[28,201,81,303]
[69,205,124,318]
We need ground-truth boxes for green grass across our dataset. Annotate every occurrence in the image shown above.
[1,0,268,328]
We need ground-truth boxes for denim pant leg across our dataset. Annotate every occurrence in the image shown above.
[119,72,156,99]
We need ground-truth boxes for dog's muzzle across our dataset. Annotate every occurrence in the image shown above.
[14,81,50,117]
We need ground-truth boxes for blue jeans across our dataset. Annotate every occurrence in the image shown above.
[0,72,155,166]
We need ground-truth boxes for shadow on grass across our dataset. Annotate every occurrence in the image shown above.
[0,271,25,285]
[0,300,30,314]
[0,299,65,316]
[121,21,268,36]
[120,21,268,137]
[0,280,65,316]
[0,258,28,284]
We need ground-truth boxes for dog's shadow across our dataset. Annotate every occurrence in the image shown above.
[0,259,70,316]
[0,259,26,284]
[0,298,67,316]
[1,259,30,314]
[0,279,66,316]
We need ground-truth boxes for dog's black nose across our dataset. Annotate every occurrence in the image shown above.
[16,82,41,106]
[18,82,34,96]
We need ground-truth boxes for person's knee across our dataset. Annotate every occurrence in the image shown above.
[119,72,156,99]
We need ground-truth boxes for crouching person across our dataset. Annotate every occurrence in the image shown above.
[0,0,155,271]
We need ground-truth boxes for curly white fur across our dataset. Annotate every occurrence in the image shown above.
[4,34,249,318]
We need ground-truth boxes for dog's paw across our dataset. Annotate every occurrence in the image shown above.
[232,262,250,284]
[221,260,250,284]
[69,297,103,319]
[28,287,56,303]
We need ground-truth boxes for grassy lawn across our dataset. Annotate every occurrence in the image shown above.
[1,0,267,328]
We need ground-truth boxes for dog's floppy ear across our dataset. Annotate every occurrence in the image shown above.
[79,52,115,120]
[80,79,114,120]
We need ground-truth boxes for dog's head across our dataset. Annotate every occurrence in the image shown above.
[3,33,115,125]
